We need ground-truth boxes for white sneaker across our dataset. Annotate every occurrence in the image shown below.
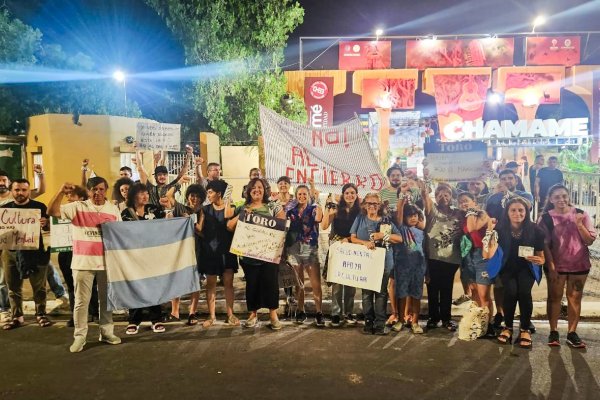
[99,333,122,345]
[0,311,11,323]
[69,337,86,353]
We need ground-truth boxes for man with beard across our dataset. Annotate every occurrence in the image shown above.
[379,166,403,217]
[195,158,233,205]
[2,179,52,330]
[485,169,533,220]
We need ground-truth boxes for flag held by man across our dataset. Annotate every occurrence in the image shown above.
[101,217,200,310]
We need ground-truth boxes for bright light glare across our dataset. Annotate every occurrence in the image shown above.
[488,93,502,104]
[375,28,384,37]
[533,16,546,26]
[112,70,126,82]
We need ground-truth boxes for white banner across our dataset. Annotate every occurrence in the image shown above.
[50,217,72,252]
[0,208,41,250]
[260,105,385,196]
[423,141,490,182]
[229,210,289,264]
[326,241,386,292]
[136,122,181,151]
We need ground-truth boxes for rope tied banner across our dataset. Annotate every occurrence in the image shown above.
[259,105,385,196]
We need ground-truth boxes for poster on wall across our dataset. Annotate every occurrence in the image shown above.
[503,72,562,106]
[406,38,514,69]
[432,74,490,141]
[361,78,417,109]
[0,143,23,179]
[339,41,391,71]
[304,77,334,128]
[526,36,581,66]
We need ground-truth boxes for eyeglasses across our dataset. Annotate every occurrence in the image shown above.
[365,202,380,206]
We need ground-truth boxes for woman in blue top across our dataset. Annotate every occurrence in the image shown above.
[286,184,324,326]
[350,192,402,335]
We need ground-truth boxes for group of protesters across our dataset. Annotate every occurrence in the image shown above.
[0,148,595,353]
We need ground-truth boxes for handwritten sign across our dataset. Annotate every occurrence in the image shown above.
[423,141,489,182]
[50,217,72,252]
[278,260,303,288]
[0,208,41,250]
[229,210,289,264]
[136,122,181,151]
[326,241,386,292]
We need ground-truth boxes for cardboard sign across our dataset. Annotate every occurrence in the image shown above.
[326,241,386,292]
[136,122,181,151]
[229,209,289,264]
[0,208,41,250]
[423,141,489,182]
[50,216,73,253]
[278,260,303,289]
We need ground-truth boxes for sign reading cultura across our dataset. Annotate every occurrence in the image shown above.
[443,118,589,141]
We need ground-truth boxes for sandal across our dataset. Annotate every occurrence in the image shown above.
[186,313,198,326]
[518,330,532,349]
[225,314,240,326]
[2,319,24,330]
[385,314,399,326]
[125,324,139,335]
[497,328,513,345]
[163,314,180,323]
[152,323,166,333]
[442,320,457,332]
[202,318,216,328]
[36,315,52,327]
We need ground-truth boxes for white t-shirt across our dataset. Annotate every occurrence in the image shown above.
[60,200,121,271]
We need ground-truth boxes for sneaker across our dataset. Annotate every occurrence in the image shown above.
[548,330,561,347]
[391,321,404,332]
[566,331,586,348]
[0,311,11,323]
[69,337,86,353]
[330,315,341,327]
[315,312,325,327]
[99,333,122,345]
[245,315,258,328]
[345,314,357,325]
[373,325,388,336]
[411,323,424,334]
[56,295,70,308]
[295,311,307,324]
[270,319,283,331]
[363,320,374,335]
[452,294,471,306]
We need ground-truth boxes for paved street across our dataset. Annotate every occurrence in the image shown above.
[1,318,599,400]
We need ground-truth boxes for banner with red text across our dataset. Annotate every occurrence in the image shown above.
[406,38,514,69]
[260,105,385,195]
[305,77,334,128]
[526,36,581,66]
[361,78,417,109]
[339,41,391,71]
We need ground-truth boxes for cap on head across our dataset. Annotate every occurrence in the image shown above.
[154,166,168,175]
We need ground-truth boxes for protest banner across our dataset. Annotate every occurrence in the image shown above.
[326,241,386,292]
[136,122,181,151]
[260,105,385,196]
[50,216,72,252]
[0,208,41,250]
[229,209,289,264]
[423,141,490,182]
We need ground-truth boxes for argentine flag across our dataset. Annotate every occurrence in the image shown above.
[102,217,200,310]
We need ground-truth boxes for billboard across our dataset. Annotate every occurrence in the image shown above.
[339,41,392,71]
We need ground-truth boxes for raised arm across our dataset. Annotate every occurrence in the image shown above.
[466,209,490,232]
[419,180,432,215]
[194,156,205,184]
[47,183,74,217]
[173,145,193,183]
[30,164,46,199]
[132,150,148,185]
[320,207,336,230]
[80,159,89,187]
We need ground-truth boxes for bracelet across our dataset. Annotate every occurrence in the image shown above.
[369,233,376,242]
[81,167,88,171]
[36,172,44,176]
[465,208,479,218]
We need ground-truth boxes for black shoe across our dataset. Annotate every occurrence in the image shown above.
[492,313,503,330]
[345,314,357,325]
[426,319,439,329]
[566,331,586,348]
[67,318,75,328]
[484,324,496,338]
[330,315,341,327]
[548,330,560,347]
[295,311,307,324]
[528,322,536,334]
[373,325,388,336]
[315,312,325,327]
[363,320,374,334]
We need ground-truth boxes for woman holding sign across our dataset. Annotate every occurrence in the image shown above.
[286,184,324,326]
[227,178,286,330]
[484,197,545,348]
[350,193,402,335]
[539,184,596,348]
[321,183,361,327]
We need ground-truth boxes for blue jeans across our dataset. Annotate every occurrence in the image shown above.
[47,262,66,298]
[331,283,356,317]
[362,271,390,328]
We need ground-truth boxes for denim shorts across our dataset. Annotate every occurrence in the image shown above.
[287,242,320,267]
[462,248,492,286]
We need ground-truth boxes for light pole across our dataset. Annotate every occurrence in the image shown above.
[113,70,127,117]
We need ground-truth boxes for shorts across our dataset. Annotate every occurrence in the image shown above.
[394,253,426,300]
[542,265,590,276]
[462,248,492,286]
[287,242,320,267]
[197,253,239,276]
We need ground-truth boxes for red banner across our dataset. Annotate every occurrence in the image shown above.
[504,72,562,106]
[339,41,391,71]
[432,74,490,141]
[304,77,334,128]
[406,38,514,69]
[526,36,581,66]
[361,78,416,109]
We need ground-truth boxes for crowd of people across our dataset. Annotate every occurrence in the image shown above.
[0,150,595,353]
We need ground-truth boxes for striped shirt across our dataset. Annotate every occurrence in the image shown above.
[60,200,121,271]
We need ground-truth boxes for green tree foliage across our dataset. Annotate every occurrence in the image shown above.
[0,9,140,135]
[146,0,306,142]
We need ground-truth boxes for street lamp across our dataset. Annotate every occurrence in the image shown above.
[531,15,546,33]
[375,28,384,41]
[112,69,128,117]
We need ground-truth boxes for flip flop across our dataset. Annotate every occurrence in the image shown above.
[2,319,24,330]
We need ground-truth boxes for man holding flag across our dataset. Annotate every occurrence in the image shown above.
[48,177,122,353]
